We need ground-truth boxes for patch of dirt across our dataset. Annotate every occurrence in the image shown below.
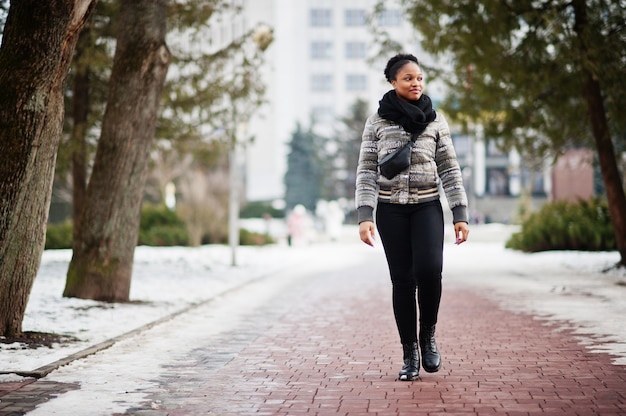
[0,331,80,349]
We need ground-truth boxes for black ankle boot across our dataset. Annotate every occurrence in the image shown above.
[419,324,441,373]
[398,342,419,381]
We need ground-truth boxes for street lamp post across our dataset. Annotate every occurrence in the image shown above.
[228,122,247,267]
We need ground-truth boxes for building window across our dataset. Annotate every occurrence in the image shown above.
[345,9,367,26]
[487,168,509,196]
[311,74,333,91]
[311,41,333,59]
[346,74,367,91]
[345,41,366,59]
[451,134,470,157]
[487,140,506,156]
[521,169,547,196]
[377,9,402,26]
[311,9,332,27]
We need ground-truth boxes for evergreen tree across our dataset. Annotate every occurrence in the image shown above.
[284,123,321,212]
[336,99,370,203]
[398,0,626,266]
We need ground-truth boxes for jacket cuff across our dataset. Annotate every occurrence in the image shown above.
[357,206,374,224]
[452,205,468,224]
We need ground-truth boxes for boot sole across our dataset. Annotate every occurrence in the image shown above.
[398,374,420,381]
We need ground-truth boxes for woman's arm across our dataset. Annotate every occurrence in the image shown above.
[355,115,379,224]
[434,113,469,224]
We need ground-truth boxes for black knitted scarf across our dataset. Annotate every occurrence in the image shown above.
[377,90,436,135]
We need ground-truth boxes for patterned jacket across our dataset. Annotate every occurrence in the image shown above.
[355,111,468,224]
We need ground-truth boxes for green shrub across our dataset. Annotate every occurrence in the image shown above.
[239,200,285,219]
[45,205,276,248]
[45,220,73,249]
[138,204,189,246]
[140,203,184,229]
[239,228,275,246]
[139,225,189,246]
[45,205,190,249]
[506,197,615,252]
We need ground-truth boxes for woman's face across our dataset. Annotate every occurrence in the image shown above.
[391,62,424,102]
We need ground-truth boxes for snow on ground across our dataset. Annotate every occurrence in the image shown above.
[1,242,312,375]
[1,223,625,383]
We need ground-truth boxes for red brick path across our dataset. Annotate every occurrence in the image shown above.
[2,252,626,415]
[132,263,626,416]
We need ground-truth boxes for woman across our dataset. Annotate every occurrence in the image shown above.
[355,53,469,381]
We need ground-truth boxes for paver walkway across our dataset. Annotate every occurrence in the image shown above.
[1,243,625,415]
[124,283,626,415]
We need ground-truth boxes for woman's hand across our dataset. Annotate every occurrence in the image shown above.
[359,221,376,247]
[454,221,470,245]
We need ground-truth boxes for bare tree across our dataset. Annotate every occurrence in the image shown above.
[0,0,96,337]
[64,0,170,301]
[177,169,230,246]
[146,144,194,203]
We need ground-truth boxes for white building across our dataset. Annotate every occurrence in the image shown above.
[237,0,440,202]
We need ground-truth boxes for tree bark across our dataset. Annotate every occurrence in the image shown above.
[64,0,171,301]
[0,0,96,337]
[573,0,626,266]
[71,27,91,242]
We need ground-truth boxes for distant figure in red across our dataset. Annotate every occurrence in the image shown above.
[287,204,307,246]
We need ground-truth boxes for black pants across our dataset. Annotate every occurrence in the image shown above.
[376,200,444,344]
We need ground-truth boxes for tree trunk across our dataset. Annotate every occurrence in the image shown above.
[64,0,171,301]
[584,80,626,265]
[0,0,96,337]
[71,27,91,242]
[573,0,626,266]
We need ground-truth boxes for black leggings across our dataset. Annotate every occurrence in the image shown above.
[376,200,444,344]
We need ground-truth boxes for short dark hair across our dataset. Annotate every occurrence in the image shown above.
[384,54,419,82]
